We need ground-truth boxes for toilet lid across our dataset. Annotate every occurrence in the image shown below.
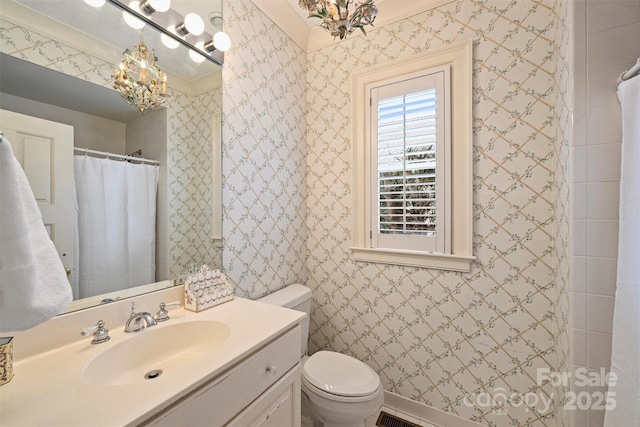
[302,351,380,397]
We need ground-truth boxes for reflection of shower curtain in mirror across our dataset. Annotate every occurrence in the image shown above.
[74,156,159,298]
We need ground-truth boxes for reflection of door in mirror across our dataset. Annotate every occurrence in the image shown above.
[0,109,75,289]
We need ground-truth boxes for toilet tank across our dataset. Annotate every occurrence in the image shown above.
[257,284,312,357]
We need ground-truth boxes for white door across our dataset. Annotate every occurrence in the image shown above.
[0,109,75,283]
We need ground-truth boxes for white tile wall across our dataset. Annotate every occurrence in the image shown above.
[569,1,640,426]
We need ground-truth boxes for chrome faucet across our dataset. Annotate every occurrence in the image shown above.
[155,301,181,322]
[124,302,158,333]
[81,320,110,344]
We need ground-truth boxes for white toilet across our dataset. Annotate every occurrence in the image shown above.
[258,284,383,427]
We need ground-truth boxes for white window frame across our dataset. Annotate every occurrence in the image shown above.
[350,40,475,272]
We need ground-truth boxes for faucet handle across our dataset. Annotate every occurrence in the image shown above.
[80,320,110,344]
[156,301,181,322]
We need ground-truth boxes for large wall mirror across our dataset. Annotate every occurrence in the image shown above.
[0,0,222,313]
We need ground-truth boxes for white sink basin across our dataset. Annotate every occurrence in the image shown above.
[84,321,230,386]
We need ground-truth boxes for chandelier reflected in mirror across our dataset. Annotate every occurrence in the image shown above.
[112,39,168,113]
[298,0,378,40]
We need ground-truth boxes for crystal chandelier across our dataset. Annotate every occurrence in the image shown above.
[112,40,168,112]
[299,0,378,40]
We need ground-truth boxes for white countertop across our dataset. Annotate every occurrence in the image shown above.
[0,297,304,426]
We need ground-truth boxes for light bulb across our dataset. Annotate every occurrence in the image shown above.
[161,26,180,49]
[176,13,205,36]
[213,31,231,52]
[123,2,145,29]
[84,0,106,7]
[189,42,206,63]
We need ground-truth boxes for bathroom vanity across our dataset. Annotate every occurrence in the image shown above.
[0,288,304,427]
[146,324,301,426]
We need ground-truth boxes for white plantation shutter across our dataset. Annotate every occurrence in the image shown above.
[370,69,448,253]
[377,89,437,233]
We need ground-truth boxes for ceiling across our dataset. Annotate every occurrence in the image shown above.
[283,0,319,24]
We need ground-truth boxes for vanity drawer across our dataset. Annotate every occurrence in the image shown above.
[145,325,301,427]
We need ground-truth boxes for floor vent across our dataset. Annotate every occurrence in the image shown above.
[376,411,421,427]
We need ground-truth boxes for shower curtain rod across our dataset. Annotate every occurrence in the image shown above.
[620,58,640,82]
[74,147,159,165]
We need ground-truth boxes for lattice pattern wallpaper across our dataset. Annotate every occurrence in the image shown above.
[300,1,571,426]
[221,0,309,298]
[167,88,222,278]
[0,18,220,283]
[220,0,572,425]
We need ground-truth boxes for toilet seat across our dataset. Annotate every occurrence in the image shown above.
[302,351,381,398]
[302,376,384,404]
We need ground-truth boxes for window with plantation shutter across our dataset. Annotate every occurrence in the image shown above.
[371,71,447,253]
[351,42,474,272]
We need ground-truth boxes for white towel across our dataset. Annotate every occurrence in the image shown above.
[0,137,72,332]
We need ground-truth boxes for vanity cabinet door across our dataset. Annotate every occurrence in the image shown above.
[227,364,301,427]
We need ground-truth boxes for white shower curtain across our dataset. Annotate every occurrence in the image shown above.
[74,156,159,299]
[605,75,640,427]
